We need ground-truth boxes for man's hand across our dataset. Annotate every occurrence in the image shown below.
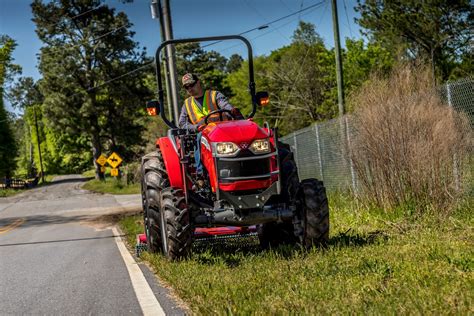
[231,108,244,120]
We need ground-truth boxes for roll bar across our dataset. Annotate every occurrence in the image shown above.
[154,35,258,128]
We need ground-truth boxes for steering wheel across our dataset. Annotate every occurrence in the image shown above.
[203,109,236,125]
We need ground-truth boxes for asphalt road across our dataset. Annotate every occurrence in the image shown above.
[0,175,186,315]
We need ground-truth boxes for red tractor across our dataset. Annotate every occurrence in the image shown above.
[141,35,329,259]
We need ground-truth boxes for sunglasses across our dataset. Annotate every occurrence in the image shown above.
[184,82,196,90]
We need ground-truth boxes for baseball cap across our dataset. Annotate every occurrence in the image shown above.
[182,73,198,87]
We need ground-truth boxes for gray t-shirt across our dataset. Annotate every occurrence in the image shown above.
[178,90,234,132]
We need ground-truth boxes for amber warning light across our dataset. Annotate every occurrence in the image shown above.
[259,97,270,106]
[256,91,270,107]
[146,100,160,116]
[147,107,157,116]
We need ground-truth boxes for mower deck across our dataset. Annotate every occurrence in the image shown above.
[135,226,258,257]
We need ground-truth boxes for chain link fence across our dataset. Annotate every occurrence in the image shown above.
[280,77,473,192]
[440,77,474,129]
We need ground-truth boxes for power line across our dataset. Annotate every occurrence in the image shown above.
[92,25,127,43]
[255,0,326,32]
[342,0,354,38]
[49,5,103,29]
[39,4,129,48]
[70,0,327,96]
[71,62,154,97]
[278,0,293,11]
[243,0,290,41]
[253,2,326,42]
[217,1,326,55]
[169,0,326,58]
[299,0,304,21]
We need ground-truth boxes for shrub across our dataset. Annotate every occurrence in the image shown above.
[349,65,472,214]
[122,162,141,185]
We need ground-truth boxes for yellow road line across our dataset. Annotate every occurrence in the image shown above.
[0,218,25,234]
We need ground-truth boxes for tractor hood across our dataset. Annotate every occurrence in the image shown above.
[203,120,269,143]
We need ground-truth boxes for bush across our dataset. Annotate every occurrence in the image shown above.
[349,65,472,214]
[122,162,141,185]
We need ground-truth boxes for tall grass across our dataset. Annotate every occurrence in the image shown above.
[349,65,472,214]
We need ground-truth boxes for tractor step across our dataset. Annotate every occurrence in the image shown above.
[135,233,147,258]
[194,226,257,238]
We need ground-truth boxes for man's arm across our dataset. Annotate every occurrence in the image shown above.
[215,91,234,111]
[216,91,244,119]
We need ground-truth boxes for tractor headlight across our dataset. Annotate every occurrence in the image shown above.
[215,142,239,156]
[250,139,271,154]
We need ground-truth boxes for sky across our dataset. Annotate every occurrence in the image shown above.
[0,0,362,113]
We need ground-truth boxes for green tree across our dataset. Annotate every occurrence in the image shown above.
[0,35,19,178]
[292,20,323,45]
[225,56,271,120]
[9,77,66,175]
[356,0,473,81]
[226,21,397,135]
[226,54,243,73]
[8,77,43,176]
[344,39,393,91]
[32,0,151,178]
[226,22,335,135]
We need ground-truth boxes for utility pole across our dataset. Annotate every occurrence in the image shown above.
[33,106,45,184]
[151,0,180,124]
[331,0,345,116]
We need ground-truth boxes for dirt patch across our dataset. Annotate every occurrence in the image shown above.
[80,207,141,230]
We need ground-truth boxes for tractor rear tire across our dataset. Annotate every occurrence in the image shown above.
[160,188,193,260]
[141,150,169,253]
[296,179,329,247]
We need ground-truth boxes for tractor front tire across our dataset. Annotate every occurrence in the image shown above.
[296,179,329,247]
[160,188,193,260]
[258,150,299,249]
[141,150,169,253]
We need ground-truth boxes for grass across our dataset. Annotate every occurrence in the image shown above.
[0,188,19,198]
[82,178,140,194]
[82,169,96,178]
[119,193,473,314]
[41,174,57,183]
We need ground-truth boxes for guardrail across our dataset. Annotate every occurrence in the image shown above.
[0,177,39,190]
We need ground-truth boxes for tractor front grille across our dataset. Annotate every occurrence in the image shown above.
[217,157,270,182]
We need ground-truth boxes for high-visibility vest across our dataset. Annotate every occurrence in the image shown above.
[184,90,227,125]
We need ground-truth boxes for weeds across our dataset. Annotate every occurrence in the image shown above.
[349,64,472,215]
[0,188,18,197]
[82,178,140,194]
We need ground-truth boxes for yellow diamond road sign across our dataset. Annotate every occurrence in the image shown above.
[107,152,123,169]
[96,154,107,166]
[111,168,119,177]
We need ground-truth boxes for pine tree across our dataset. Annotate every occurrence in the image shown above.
[0,36,19,178]
[32,0,151,179]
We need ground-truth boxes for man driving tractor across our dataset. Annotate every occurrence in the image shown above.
[141,35,329,259]
[178,73,243,175]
